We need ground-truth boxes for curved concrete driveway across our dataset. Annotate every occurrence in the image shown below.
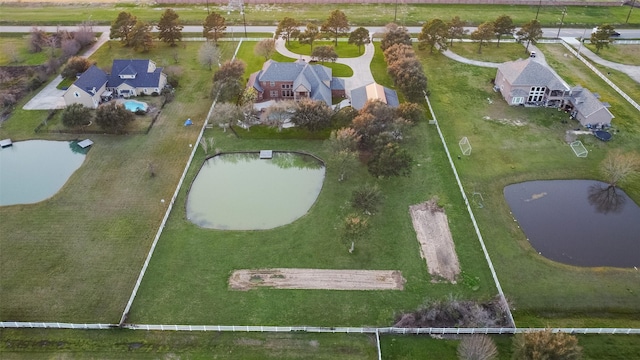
[23,32,110,110]
[274,38,375,96]
[562,37,640,84]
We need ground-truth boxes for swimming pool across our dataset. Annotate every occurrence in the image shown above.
[123,100,148,113]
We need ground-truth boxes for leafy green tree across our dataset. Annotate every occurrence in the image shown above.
[590,24,616,53]
[396,102,425,124]
[322,9,350,47]
[418,18,449,53]
[348,27,371,55]
[275,17,301,45]
[516,19,543,54]
[493,15,515,47]
[290,98,333,132]
[61,56,95,79]
[311,45,338,63]
[368,142,412,178]
[157,8,183,47]
[203,12,226,45]
[471,21,495,54]
[512,330,582,360]
[129,21,154,52]
[380,23,412,51]
[61,103,92,128]
[212,59,246,102]
[95,102,134,134]
[447,16,467,47]
[110,11,137,46]
[351,183,382,214]
[254,39,276,60]
[298,23,322,51]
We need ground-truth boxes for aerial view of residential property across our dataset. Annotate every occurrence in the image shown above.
[1,0,640,358]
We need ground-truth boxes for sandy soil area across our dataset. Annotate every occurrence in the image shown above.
[409,199,460,283]
[229,269,405,291]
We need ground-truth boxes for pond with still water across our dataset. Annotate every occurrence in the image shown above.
[187,152,325,230]
[504,180,640,268]
[0,140,87,206]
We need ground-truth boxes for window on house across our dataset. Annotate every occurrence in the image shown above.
[270,90,278,97]
[281,84,292,89]
[74,92,80,98]
[527,86,546,102]
[270,81,275,87]
[282,90,293,97]
[512,97,524,105]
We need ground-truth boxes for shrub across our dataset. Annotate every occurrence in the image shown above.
[95,102,134,134]
[351,184,382,214]
[457,335,498,360]
[512,329,582,360]
[61,103,92,127]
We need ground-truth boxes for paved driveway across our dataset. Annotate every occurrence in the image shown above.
[22,32,110,111]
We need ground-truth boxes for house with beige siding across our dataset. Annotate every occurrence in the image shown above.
[64,59,167,109]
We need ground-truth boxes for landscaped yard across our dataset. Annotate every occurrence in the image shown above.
[447,41,530,63]
[285,40,366,58]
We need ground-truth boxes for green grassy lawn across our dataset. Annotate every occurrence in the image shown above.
[0,329,377,359]
[0,41,238,323]
[127,118,497,326]
[380,334,640,359]
[240,40,353,79]
[0,35,59,66]
[447,41,530,63]
[419,45,640,327]
[285,40,365,58]
[585,43,640,66]
[0,3,636,27]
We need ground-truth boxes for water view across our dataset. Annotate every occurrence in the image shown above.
[187,152,325,230]
[504,180,640,268]
[0,140,87,206]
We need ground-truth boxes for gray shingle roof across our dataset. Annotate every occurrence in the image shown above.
[73,65,108,95]
[569,86,614,119]
[498,58,569,91]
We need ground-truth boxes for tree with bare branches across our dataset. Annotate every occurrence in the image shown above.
[457,335,498,360]
[600,150,640,187]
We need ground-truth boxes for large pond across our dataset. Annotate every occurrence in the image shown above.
[504,180,640,268]
[187,152,325,230]
[0,140,87,206]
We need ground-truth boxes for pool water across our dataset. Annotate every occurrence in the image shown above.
[504,180,640,268]
[186,152,325,230]
[123,100,148,113]
[0,140,87,206]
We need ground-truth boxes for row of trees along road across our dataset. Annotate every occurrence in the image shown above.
[110,9,184,51]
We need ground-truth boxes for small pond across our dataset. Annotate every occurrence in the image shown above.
[0,140,87,206]
[504,180,640,268]
[186,152,325,230]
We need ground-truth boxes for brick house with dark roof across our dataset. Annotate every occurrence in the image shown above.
[64,59,167,109]
[247,59,345,107]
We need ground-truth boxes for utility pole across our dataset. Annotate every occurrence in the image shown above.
[556,7,567,39]
[241,4,247,38]
[626,0,636,24]
[394,0,398,23]
[535,0,542,21]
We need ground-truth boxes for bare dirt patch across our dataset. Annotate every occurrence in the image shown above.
[409,199,460,283]
[229,269,405,291]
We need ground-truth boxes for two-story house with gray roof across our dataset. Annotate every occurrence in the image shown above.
[64,59,167,109]
[495,58,614,127]
[247,59,345,107]
[495,58,570,107]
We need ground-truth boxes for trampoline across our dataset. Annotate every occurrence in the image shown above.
[594,131,612,141]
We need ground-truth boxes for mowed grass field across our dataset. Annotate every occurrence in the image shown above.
[0,3,636,27]
[418,43,640,327]
[126,40,497,324]
[0,40,238,322]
